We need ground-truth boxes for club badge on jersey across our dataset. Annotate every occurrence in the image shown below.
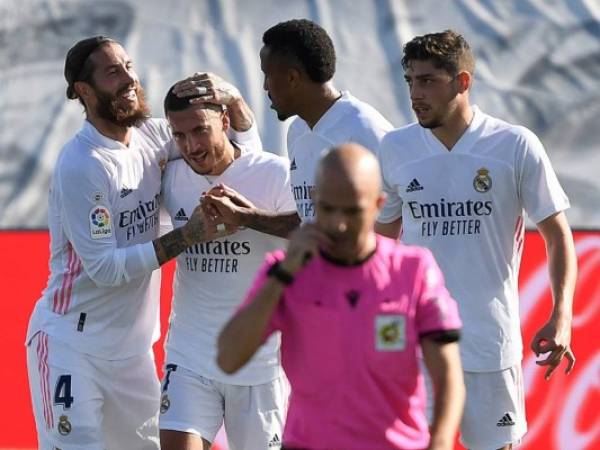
[89,206,113,239]
[375,315,406,351]
[473,167,492,193]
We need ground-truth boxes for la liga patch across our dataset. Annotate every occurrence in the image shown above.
[89,206,112,239]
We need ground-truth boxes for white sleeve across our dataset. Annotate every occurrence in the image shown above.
[517,129,570,224]
[57,158,159,287]
[271,158,297,213]
[229,121,262,151]
[377,136,403,224]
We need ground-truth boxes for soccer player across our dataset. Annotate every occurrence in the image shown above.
[158,86,296,449]
[375,30,577,450]
[218,144,465,450]
[198,19,393,234]
[25,36,256,449]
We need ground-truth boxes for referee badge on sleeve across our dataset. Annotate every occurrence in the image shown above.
[375,315,406,351]
[89,206,113,239]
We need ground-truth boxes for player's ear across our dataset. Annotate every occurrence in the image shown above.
[221,108,230,132]
[455,71,472,93]
[288,67,302,88]
[74,81,93,103]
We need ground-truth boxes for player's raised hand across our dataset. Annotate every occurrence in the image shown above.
[530,318,575,380]
[173,72,241,106]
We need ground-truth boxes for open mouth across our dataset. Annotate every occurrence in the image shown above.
[121,88,137,101]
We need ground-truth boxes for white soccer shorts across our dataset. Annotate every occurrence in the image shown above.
[460,364,527,450]
[27,331,160,450]
[158,364,286,450]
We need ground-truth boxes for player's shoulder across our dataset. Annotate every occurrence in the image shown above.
[57,132,109,177]
[479,110,541,145]
[240,149,290,176]
[163,157,190,179]
[135,117,172,148]
[136,117,169,137]
[341,92,392,129]
[378,123,423,156]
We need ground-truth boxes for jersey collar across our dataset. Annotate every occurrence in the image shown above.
[422,105,486,155]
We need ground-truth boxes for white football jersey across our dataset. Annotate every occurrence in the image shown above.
[287,91,393,221]
[162,148,296,385]
[27,119,171,359]
[378,107,569,371]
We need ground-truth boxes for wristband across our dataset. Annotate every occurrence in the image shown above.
[267,261,294,285]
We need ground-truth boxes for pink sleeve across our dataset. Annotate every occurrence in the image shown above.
[415,249,462,335]
[238,251,286,341]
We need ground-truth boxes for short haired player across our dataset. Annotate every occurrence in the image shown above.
[375,30,576,450]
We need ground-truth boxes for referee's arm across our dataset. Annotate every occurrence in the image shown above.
[421,331,465,450]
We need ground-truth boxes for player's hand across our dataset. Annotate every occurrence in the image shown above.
[182,204,236,245]
[172,72,241,106]
[201,184,256,227]
[280,224,332,275]
[530,317,575,380]
[205,183,254,208]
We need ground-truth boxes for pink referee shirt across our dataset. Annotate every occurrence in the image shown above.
[240,235,461,449]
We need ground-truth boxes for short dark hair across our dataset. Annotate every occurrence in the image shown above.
[402,30,475,76]
[262,19,336,83]
[163,83,224,116]
[64,36,117,102]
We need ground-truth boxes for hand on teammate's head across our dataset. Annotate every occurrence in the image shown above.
[173,72,241,107]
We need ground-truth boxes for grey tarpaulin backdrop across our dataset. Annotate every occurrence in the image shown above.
[1,0,599,228]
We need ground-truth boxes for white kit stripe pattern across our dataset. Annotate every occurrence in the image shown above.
[36,332,53,429]
[52,242,83,314]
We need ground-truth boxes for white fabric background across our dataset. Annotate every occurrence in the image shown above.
[1,0,599,228]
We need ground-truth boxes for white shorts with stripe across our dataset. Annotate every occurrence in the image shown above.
[27,331,160,450]
[159,364,287,449]
[460,364,527,449]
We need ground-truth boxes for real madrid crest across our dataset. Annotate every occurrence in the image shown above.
[58,415,72,436]
[473,167,492,193]
[160,394,170,414]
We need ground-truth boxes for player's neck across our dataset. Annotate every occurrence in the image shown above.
[86,115,133,146]
[209,140,240,176]
[431,103,473,151]
[298,82,341,129]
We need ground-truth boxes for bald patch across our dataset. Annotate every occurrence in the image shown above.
[317,143,382,197]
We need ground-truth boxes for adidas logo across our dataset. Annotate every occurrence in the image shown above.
[268,433,281,447]
[496,412,515,427]
[120,187,133,198]
[174,208,188,221]
[290,158,297,170]
[406,178,423,192]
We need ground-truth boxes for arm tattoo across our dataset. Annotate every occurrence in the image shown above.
[245,211,301,238]
[153,220,206,266]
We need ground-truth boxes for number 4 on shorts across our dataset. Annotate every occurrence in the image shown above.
[54,374,74,409]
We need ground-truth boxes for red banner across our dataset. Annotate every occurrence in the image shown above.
[1,231,598,448]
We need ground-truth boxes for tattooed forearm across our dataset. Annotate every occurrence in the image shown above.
[153,219,207,266]
[243,211,301,239]
[153,228,189,266]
